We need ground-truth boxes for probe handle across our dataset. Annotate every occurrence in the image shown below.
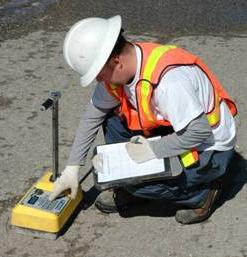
[40,98,54,111]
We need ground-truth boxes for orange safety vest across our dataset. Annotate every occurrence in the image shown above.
[104,43,237,167]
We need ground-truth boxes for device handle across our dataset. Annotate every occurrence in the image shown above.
[40,98,54,111]
[40,91,61,181]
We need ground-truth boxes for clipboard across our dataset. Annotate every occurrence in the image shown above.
[93,140,183,191]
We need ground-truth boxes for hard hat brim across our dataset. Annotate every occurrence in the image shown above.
[80,15,122,87]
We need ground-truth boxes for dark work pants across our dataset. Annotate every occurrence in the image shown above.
[103,114,234,208]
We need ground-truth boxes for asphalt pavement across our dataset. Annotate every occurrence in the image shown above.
[0,1,247,257]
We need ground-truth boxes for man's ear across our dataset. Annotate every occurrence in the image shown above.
[108,55,124,72]
[111,55,120,64]
[113,55,124,70]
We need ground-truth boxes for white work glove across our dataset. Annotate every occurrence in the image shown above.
[49,165,80,201]
[125,135,156,163]
[92,153,103,173]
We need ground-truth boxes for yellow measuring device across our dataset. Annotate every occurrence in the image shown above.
[11,92,83,239]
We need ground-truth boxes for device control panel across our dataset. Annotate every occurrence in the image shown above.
[21,187,70,214]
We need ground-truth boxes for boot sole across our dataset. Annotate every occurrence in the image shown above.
[94,201,119,214]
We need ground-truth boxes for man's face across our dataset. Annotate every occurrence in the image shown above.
[96,56,124,85]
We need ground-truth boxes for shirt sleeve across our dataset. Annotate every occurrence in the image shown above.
[67,101,112,166]
[155,67,204,132]
[149,113,213,158]
[91,81,120,109]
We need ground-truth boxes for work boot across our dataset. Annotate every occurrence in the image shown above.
[94,188,145,213]
[175,181,221,225]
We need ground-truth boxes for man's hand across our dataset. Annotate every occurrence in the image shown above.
[125,136,156,163]
[49,165,80,201]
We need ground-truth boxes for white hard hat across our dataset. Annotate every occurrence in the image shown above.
[63,15,122,87]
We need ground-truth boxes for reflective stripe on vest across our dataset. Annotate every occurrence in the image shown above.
[206,91,221,127]
[180,148,199,168]
[140,45,177,123]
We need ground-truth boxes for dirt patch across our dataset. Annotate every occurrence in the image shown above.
[0,95,16,109]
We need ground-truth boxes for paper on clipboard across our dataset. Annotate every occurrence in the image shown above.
[96,138,165,183]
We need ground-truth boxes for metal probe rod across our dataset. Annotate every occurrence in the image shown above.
[40,91,61,181]
[52,98,59,181]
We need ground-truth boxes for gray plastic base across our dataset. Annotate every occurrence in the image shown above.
[13,226,58,240]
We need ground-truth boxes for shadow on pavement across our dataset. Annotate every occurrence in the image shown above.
[118,151,247,219]
[82,186,101,209]
[217,151,247,207]
[81,151,246,220]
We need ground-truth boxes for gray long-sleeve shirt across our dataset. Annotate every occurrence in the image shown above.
[67,101,212,166]
[67,102,111,165]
